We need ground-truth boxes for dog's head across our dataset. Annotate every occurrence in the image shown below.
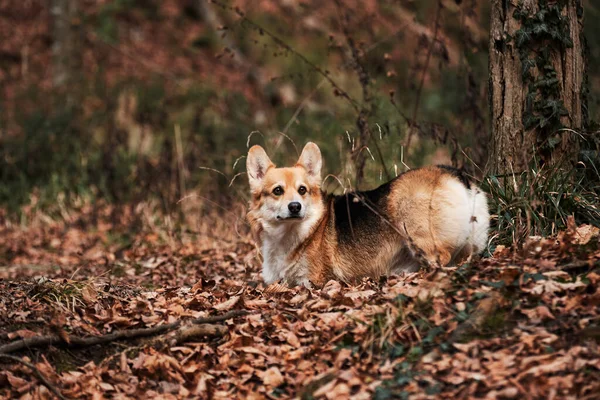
[246,142,324,231]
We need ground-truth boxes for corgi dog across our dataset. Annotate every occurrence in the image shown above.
[246,142,489,287]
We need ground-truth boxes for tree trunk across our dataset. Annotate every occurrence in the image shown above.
[51,0,81,92]
[488,0,586,175]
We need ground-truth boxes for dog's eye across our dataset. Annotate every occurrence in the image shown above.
[298,186,307,195]
[272,186,284,196]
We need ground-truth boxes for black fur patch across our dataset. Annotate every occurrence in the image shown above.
[332,181,394,245]
[436,165,471,189]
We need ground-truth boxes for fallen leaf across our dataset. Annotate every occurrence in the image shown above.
[213,295,241,311]
[7,329,38,339]
[262,367,284,387]
[344,290,376,300]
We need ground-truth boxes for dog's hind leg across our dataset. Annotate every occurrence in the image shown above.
[399,227,452,270]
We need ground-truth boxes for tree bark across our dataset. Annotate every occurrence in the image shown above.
[488,0,586,175]
[51,0,81,91]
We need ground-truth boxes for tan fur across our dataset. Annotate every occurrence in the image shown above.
[247,143,489,287]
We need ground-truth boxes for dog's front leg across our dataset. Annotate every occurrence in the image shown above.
[297,277,313,289]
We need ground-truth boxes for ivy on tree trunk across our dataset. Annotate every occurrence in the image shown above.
[488,0,587,175]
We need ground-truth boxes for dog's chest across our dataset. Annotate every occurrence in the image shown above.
[261,237,310,286]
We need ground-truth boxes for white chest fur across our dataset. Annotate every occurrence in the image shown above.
[259,213,321,287]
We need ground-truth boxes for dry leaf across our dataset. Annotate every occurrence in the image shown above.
[213,295,241,311]
[262,367,284,387]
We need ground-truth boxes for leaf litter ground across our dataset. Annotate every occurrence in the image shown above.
[0,211,599,399]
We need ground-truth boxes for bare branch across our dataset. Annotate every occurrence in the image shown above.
[0,310,248,354]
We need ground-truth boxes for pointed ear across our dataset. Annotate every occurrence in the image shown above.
[296,142,322,183]
[247,145,274,191]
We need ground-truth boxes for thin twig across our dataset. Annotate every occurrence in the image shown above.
[210,0,359,112]
[274,131,300,157]
[281,79,327,136]
[0,354,68,400]
[174,124,187,199]
[333,0,391,184]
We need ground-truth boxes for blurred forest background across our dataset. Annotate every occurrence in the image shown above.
[3,3,600,398]
[0,0,598,230]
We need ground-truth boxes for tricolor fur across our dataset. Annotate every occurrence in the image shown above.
[247,142,489,287]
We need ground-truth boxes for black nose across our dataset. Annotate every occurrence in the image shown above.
[288,202,302,214]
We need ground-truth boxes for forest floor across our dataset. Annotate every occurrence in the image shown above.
[0,207,599,399]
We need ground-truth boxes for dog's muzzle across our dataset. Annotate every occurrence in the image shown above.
[276,202,304,220]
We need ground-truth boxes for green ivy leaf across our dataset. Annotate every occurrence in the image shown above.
[515,30,531,47]
[513,9,523,20]
[533,24,549,35]
[547,136,562,148]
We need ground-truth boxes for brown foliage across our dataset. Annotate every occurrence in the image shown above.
[0,207,599,398]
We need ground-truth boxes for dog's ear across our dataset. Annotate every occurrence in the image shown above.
[296,142,322,184]
[247,145,274,191]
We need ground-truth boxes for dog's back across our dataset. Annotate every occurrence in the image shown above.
[305,166,489,284]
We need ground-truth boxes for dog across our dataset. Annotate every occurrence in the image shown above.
[246,142,489,287]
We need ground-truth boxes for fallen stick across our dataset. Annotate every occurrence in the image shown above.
[189,310,248,324]
[150,324,229,347]
[0,354,68,400]
[97,324,230,369]
[0,310,248,354]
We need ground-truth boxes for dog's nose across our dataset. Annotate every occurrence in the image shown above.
[288,202,302,214]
